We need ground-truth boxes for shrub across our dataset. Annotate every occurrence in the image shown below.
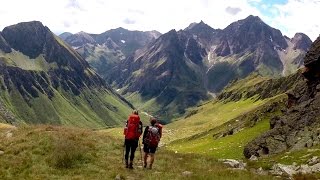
[49,130,90,169]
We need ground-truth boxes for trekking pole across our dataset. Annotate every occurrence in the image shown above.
[122,140,125,164]
[138,139,143,165]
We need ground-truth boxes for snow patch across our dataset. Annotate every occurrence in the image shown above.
[121,40,126,43]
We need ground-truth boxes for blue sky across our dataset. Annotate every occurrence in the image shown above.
[0,0,319,40]
[249,0,288,17]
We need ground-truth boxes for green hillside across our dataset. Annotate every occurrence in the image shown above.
[0,21,133,128]
[0,125,274,179]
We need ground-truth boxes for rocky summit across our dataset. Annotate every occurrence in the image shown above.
[244,35,320,158]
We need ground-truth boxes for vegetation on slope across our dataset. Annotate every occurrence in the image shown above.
[163,73,302,160]
[0,125,274,179]
[0,84,132,128]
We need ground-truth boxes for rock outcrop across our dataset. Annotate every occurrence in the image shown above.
[244,35,320,158]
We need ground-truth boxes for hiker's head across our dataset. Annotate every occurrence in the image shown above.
[133,110,138,115]
[150,117,157,125]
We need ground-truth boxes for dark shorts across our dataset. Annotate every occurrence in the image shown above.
[143,144,157,154]
[125,139,138,149]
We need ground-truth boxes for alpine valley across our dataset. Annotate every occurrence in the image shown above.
[1,14,320,179]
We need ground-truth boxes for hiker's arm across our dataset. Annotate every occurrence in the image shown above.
[142,126,148,144]
[123,120,128,135]
[138,121,143,136]
[158,124,163,138]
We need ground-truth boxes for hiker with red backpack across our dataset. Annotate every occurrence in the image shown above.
[143,117,163,169]
[123,110,143,169]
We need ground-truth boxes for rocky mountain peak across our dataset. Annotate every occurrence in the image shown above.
[215,15,288,55]
[2,21,50,58]
[65,31,96,47]
[291,33,312,51]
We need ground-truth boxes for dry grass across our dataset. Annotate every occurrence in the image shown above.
[0,125,275,179]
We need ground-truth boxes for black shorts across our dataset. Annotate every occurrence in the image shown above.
[143,144,157,154]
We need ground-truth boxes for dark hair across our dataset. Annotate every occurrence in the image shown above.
[133,110,138,115]
[150,118,157,125]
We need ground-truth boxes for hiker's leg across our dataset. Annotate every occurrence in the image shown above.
[129,140,138,168]
[149,153,155,169]
[124,140,130,168]
[129,140,138,161]
[143,152,148,168]
[143,145,149,168]
[149,147,157,169]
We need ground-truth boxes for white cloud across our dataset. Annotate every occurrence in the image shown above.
[0,0,318,41]
[269,0,320,41]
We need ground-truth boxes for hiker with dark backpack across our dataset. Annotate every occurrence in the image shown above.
[142,117,163,169]
[123,110,143,169]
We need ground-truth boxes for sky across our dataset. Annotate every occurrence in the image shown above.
[0,0,319,41]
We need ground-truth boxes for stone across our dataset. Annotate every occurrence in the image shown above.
[115,174,122,180]
[299,164,312,174]
[257,167,268,175]
[0,150,4,155]
[182,171,193,177]
[307,156,319,165]
[249,155,258,161]
[271,163,297,176]
[221,159,246,169]
[310,163,320,172]
[6,132,12,138]
[306,139,313,148]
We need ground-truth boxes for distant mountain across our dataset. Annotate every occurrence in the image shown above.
[107,29,209,119]
[58,32,73,40]
[60,28,161,79]
[105,15,311,120]
[0,21,132,127]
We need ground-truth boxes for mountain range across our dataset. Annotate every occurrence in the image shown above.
[0,21,132,128]
[60,15,312,120]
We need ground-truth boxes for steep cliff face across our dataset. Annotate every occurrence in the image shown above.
[0,33,11,53]
[0,21,132,127]
[244,35,320,158]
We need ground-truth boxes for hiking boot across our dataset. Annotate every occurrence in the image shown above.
[129,162,133,169]
[143,163,147,168]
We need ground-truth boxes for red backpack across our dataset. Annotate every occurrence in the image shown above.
[145,125,161,147]
[125,114,141,139]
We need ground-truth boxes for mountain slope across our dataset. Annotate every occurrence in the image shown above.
[108,29,210,120]
[244,34,320,158]
[0,21,132,128]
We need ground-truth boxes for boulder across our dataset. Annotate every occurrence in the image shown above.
[182,171,193,177]
[270,163,297,176]
[220,159,246,169]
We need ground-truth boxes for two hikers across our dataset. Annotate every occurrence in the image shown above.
[123,110,143,169]
[143,117,162,169]
[123,110,162,169]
